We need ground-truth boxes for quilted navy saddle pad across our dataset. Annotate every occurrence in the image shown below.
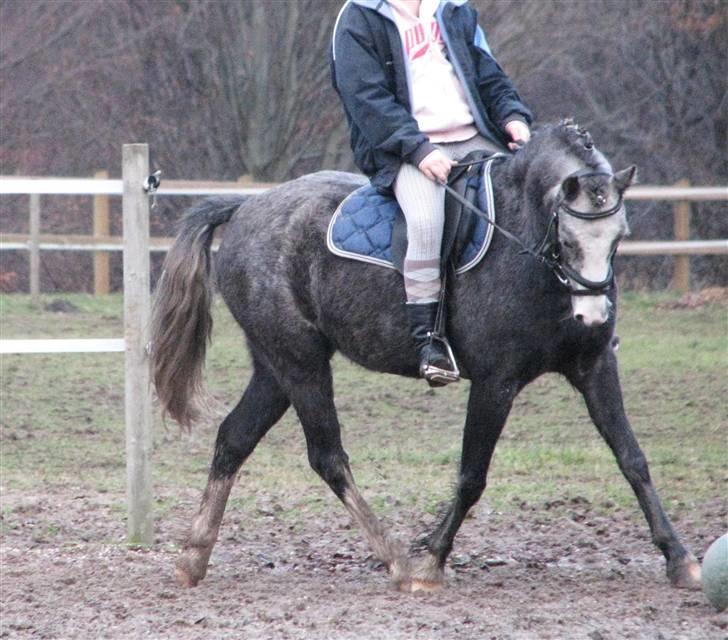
[327,156,498,275]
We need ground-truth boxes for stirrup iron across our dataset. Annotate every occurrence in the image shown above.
[421,334,460,385]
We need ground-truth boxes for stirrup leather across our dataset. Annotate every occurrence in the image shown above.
[421,334,460,384]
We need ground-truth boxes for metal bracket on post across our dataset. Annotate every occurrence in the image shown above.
[143,170,162,210]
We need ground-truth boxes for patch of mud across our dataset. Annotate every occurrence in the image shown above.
[1,489,726,639]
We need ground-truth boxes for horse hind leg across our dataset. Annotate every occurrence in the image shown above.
[176,359,290,587]
[284,362,410,587]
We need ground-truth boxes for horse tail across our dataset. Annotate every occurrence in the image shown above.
[150,196,245,429]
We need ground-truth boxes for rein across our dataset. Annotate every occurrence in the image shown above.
[442,158,622,296]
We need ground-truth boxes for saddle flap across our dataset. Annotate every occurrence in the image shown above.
[442,149,492,271]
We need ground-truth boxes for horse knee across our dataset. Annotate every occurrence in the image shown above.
[622,451,651,485]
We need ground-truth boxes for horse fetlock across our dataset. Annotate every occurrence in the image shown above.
[667,552,701,590]
[187,527,218,550]
[177,479,232,589]
[387,556,412,587]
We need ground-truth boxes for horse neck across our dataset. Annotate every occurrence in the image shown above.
[493,156,555,247]
[496,144,611,243]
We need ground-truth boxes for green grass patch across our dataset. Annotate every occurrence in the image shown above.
[1,292,725,522]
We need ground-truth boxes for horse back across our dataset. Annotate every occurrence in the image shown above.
[216,171,363,273]
[214,172,365,322]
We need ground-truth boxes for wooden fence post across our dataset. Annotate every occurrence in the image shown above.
[29,194,40,305]
[122,144,153,545]
[672,179,691,293]
[94,170,110,295]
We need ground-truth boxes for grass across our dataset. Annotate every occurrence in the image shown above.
[0,291,725,525]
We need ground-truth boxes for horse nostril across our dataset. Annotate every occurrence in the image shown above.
[575,313,584,324]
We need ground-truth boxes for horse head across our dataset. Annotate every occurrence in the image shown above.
[516,120,637,327]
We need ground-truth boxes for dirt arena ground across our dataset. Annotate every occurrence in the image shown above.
[1,488,726,639]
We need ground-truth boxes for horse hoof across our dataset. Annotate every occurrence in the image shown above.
[668,554,702,590]
[394,556,445,593]
[407,578,443,593]
[175,555,206,588]
[393,576,444,593]
[175,566,199,588]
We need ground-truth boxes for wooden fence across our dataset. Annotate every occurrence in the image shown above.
[1,146,155,545]
[0,154,274,546]
[2,177,727,295]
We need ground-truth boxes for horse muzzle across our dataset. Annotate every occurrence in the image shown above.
[572,294,612,327]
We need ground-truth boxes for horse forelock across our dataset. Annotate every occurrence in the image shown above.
[556,120,613,173]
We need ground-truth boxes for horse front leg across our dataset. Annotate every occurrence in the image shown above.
[568,349,701,589]
[405,379,515,592]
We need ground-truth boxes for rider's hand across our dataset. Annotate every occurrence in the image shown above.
[505,120,531,151]
[418,149,456,184]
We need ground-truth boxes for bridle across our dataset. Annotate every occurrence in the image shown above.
[443,159,624,297]
[537,170,624,296]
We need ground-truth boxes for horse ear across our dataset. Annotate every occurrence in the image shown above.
[614,165,638,193]
[561,175,581,201]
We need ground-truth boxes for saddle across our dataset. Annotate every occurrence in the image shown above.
[327,150,498,276]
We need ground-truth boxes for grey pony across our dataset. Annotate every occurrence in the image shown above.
[150,121,701,593]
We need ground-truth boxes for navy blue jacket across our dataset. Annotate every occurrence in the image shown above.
[331,0,533,190]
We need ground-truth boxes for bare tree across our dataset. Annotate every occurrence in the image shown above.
[0,0,351,181]
[0,0,725,290]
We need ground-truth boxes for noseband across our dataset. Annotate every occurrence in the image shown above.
[443,162,623,297]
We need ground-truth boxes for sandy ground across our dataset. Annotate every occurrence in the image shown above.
[1,487,726,640]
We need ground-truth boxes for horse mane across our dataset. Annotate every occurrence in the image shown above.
[509,118,612,180]
[498,119,614,231]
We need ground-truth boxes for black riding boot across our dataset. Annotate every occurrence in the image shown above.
[405,302,460,387]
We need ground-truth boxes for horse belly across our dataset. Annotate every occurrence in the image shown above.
[313,258,419,376]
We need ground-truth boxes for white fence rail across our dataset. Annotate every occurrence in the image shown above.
[0,338,125,354]
[0,177,269,196]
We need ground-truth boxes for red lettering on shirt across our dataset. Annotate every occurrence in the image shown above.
[403,21,444,61]
[404,23,427,59]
